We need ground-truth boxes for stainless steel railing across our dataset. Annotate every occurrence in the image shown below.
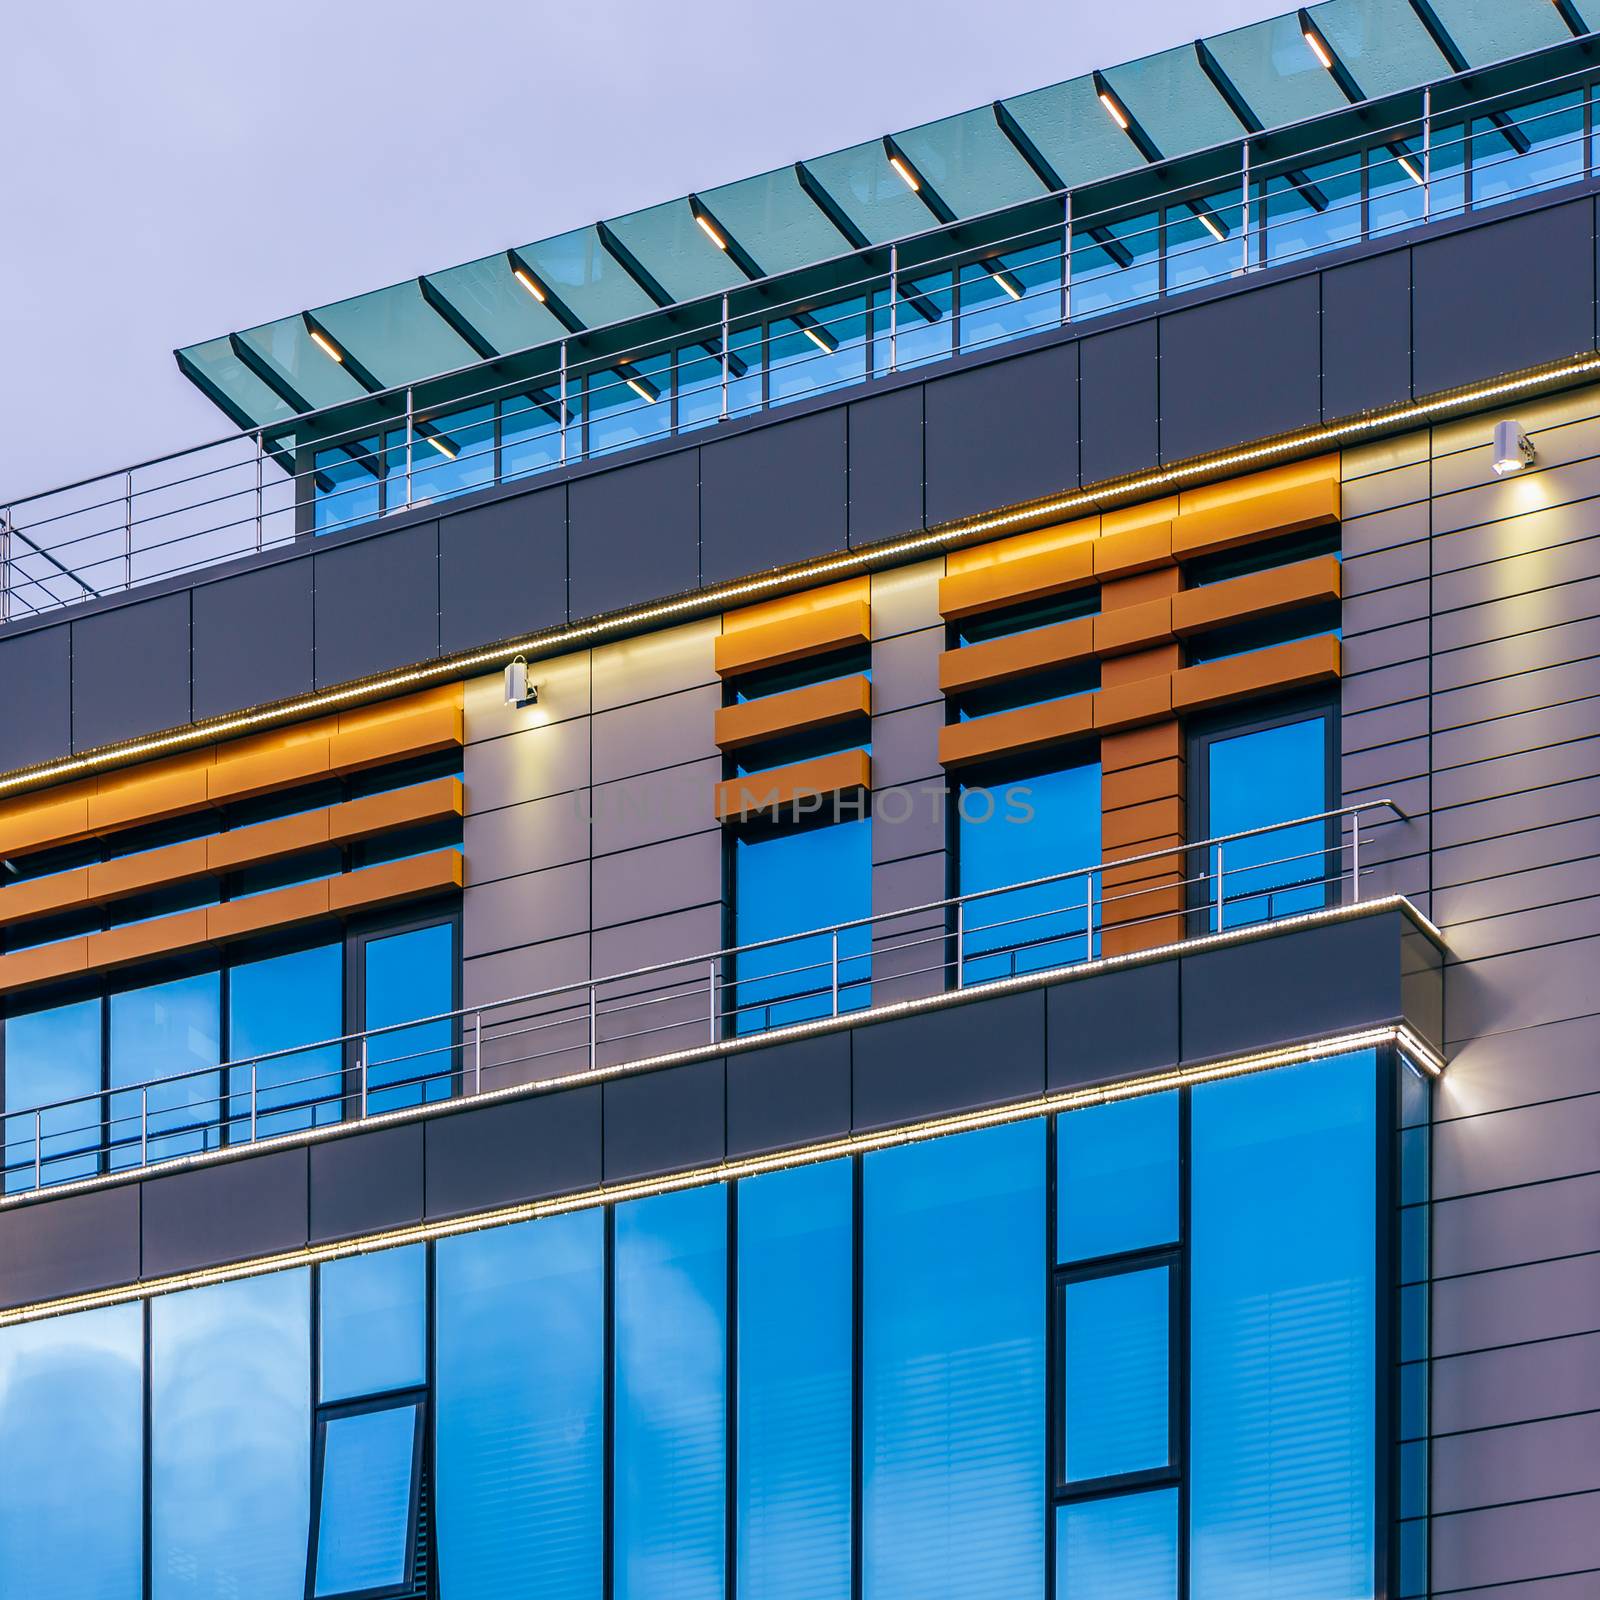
[0,801,1409,1197]
[2,52,1596,618]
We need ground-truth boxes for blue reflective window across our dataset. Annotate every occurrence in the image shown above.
[151,1269,311,1599]
[1071,213,1159,319]
[1190,1050,1377,1600]
[363,921,456,1109]
[3,996,101,1191]
[1256,153,1362,267]
[1057,1488,1178,1600]
[959,760,1099,982]
[733,817,870,1031]
[502,390,566,479]
[436,1211,604,1598]
[228,941,342,1137]
[769,295,870,403]
[958,241,1062,352]
[1203,711,1331,927]
[1165,191,1242,294]
[0,1302,143,1596]
[737,1159,853,1600]
[320,1243,427,1403]
[863,1120,1045,1600]
[1061,1266,1171,1483]
[1471,91,1585,210]
[587,356,672,458]
[110,970,221,1166]
[1368,141,1426,237]
[1057,1091,1178,1263]
[312,1402,423,1597]
[676,344,725,433]
[386,403,494,507]
[313,438,381,534]
[885,272,955,369]
[614,1184,727,1600]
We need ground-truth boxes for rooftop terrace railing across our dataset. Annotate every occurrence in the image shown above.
[4,55,1596,623]
[0,801,1409,1200]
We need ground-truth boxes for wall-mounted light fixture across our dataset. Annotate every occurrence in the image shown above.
[503,656,538,707]
[1491,419,1535,475]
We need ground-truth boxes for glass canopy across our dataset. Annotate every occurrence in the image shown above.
[177,0,1589,431]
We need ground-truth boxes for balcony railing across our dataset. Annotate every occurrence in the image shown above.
[0,802,1409,1199]
[3,50,1598,622]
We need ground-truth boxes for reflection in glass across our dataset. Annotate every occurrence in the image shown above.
[959,760,1100,981]
[1164,192,1242,294]
[502,390,566,478]
[1368,142,1426,238]
[312,1403,421,1597]
[1071,213,1159,319]
[733,818,871,1031]
[1256,154,1361,266]
[0,1302,143,1596]
[769,295,869,403]
[228,941,342,1136]
[1057,1488,1178,1600]
[886,272,955,369]
[151,1269,311,1599]
[314,438,381,534]
[1062,1266,1170,1482]
[320,1243,427,1403]
[1205,713,1329,927]
[110,970,221,1166]
[1057,1091,1179,1263]
[614,1185,727,1600]
[1191,1051,1376,1600]
[737,1160,852,1600]
[587,354,673,458]
[1471,91,1585,210]
[863,1120,1045,1599]
[387,403,494,506]
[363,921,456,1109]
[3,996,102,1191]
[958,241,1062,352]
[436,1211,604,1598]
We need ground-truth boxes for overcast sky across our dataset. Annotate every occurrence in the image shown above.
[2,0,1289,503]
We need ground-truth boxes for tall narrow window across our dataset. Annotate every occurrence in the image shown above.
[1196,704,1334,928]
[737,1159,853,1600]
[3,995,102,1191]
[614,1184,727,1600]
[359,920,457,1110]
[228,940,343,1137]
[1190,1050,1377,1600]
[109,970,221,1167]
[863,1120,1045,1600]
[436,1212,605,1598]
[732,816,871,1031]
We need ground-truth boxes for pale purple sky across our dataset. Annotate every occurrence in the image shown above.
[2,0,1288,501]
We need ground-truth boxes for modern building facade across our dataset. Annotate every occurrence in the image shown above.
[0,1,1597,1595]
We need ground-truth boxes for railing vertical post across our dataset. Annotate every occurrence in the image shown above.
[1351,810,1363,904]
[830,931,840,1017]
[1086,871,1095,960]
[1061,192,1072,323]
[720,293,731,421]
[359,1038,369,1120]
[1214,845,1225,933]
[122,470,133,589]
[34,1109,42,1191]
[1422,87,1433,222]
[140,1087,149,1169]
[954,899,965,988]
[888,244,899,373]
[254,431,265,551]
[404,387,415,508]
[588,981,598,1071]
[473,1012,482,1096]
[709,959,720,1042]
[0,510,10,625]
[1240,141,1252,273]
[250,1061,258,1143]
[559,343,570,465]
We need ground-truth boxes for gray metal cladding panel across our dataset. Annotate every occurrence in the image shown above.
[313,519,440,687]
[1433,1334,1600,1435]
[0,1184,140,1310]
[922,343,1078,525]
[0,621,71,770]
[1432,1413,1600,1516]
[1412,199,1597,395]
[847,387,924,547]
[602,1057,726,1181]
[700,409,848,584]
[568,451,698,619]
[423,1084,601,1218]
[1179,912,1408,1061]
[1047,961,1180,1089]
[140,1148,309,1278]
[1321,251,1413,420]
[1432,1173,1600,1279]
[726,1032,851,1158]
[191,557,314,721]
[71,591,190,752]
[308,1123,424,1244]
[1431,1491,1600,1595]
[439,485,567,653]
[1158,275,1321,462]
[851,988,1045,1129]
[1078,321,1158,483]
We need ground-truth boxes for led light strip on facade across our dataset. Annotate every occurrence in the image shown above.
[0,1020,1436,1329]
[0,893,1443,1214]
[7,350,1592,802]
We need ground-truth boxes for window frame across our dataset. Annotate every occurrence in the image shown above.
[304,1388,429,1600]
